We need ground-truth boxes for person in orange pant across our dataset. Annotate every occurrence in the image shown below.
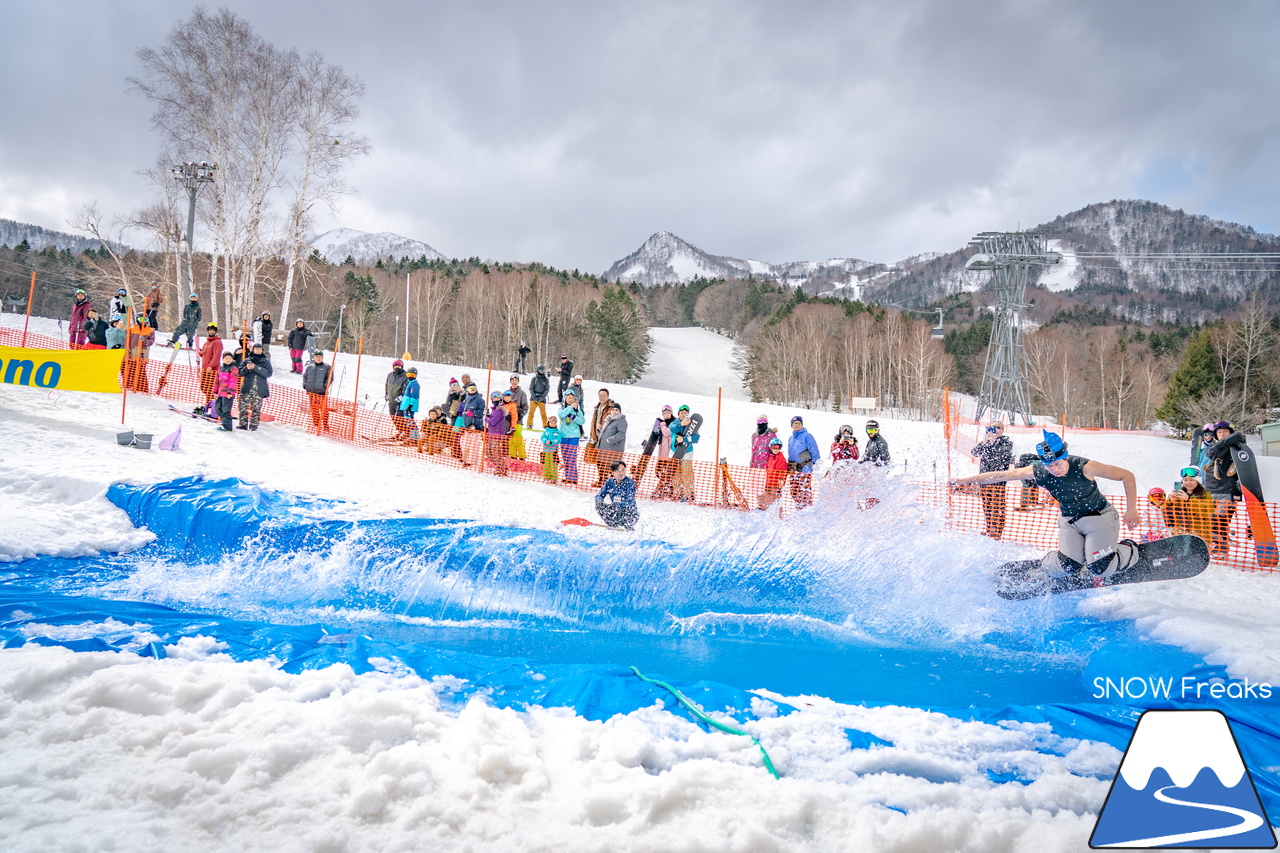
[302,350,332,433]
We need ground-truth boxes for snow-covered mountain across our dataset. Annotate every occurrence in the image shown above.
[603,231,875,295]
[309,228,445,265]
[0,218,103,253]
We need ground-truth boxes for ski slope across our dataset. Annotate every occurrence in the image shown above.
[2,313,1280,851]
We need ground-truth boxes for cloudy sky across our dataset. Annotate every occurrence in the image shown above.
[3,1,1279,271]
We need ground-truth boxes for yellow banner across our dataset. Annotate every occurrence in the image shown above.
[0,346,125,395]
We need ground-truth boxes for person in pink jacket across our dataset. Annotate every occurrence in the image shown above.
[750,415,775,468]
[213,352,240,432]
[69,290,92,348]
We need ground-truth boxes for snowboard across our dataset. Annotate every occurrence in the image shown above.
[1229,444,1279,568]
[670,413,703,460]
[996,533,1209,600]
[170,404,276,424]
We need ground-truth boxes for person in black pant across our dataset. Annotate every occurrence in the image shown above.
[514,340,531,374]
[969,422,1014,539]
[555,354,573,403]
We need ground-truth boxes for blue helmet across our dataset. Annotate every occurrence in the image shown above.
[1036,430,1067,463]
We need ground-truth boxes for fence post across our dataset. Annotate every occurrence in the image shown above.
[485,362,492,401]
[20,270,36,348]
[350,337,363,441]
[714,387,722,506]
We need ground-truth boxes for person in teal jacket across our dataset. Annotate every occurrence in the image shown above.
[399,367,421,442]
[558,390,585,484]
[540,415,562,482]
[105,319,126,349]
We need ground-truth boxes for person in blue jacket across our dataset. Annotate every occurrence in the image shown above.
[787,414,821,509]
[558,390,585,484]
[596,460,639,530]
[461,382,487,430]
[398,367,421,443]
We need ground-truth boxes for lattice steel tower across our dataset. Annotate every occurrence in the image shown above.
[965,232,1061,425]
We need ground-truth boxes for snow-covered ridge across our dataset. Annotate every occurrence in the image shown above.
[309,227,445,264]
[604,231,875,288]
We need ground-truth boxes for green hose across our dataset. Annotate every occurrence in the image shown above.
[629,665,780,779]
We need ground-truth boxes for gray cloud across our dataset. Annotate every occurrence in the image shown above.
[2,0,1278,271]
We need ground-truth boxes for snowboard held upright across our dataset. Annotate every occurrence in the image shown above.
[996,534,1209,600]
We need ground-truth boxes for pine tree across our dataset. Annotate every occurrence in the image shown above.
[1155,328,1220,429]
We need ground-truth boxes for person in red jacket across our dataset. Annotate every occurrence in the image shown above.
[830,425,860,465]
[69,290,92,348]
[758,437,789,510]
[198,323,224,404]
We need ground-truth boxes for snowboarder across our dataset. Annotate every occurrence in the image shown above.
[287,320,314,374]
[595,461,639,530]
[670,405,701,503]
[109,288,132,322]
[969,422,1014,539]
[168,293,203,348]
[859,420,890,466]
[236,342,272,430]
[527,365,550,429]
[69,290,92,348]
[303,350,332,433]
[950,430,1140,581]
[1202,421,1244,557]
[556,355,573,403]
[514,340,531,374]
[786,415,820,509]
[251,312,273,353]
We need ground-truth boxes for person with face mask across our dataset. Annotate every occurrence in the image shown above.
[950,430,1139,581]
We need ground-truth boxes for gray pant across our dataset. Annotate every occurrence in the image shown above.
[1057,504,1119,565]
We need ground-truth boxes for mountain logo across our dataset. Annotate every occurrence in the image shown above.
[1091,709,1276,848]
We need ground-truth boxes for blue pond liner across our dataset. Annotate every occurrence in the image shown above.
[3,476,1280,817]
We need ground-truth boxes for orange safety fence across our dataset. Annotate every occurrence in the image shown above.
[4,327,1278,574]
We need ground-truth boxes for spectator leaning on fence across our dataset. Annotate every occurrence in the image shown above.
[970,422,1014,540]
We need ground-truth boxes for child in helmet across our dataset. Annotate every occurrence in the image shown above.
[758,437,789,510]
[540,415,562,482]
[398,367,421,443]
[485,391,510,475]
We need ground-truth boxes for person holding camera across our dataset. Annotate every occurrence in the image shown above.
[830,425,860,465]
[786,415,821,510]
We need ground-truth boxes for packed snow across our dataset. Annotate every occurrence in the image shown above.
[2,316,1279,851]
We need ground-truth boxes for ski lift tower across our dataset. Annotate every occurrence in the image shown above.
[965,231,1061,425]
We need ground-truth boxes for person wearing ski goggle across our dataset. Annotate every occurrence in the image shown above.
[949,429,1140,581]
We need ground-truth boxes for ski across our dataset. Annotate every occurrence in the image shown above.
[996,534,1209,600]
[1229,443,1279,568]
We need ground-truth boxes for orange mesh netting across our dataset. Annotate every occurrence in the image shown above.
[5,328,1276,574]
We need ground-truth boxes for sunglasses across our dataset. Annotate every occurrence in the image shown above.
[1180,467,1200,478]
